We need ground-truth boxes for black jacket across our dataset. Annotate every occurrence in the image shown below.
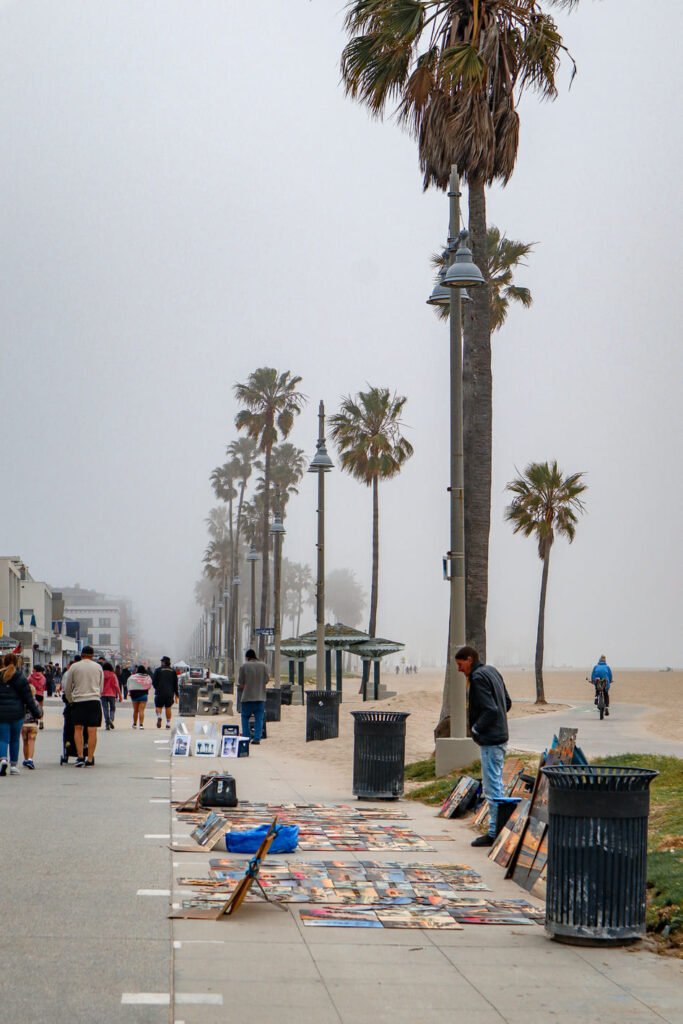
[468,663,511,746]
[152,667,179,701]
[0,671,43,724]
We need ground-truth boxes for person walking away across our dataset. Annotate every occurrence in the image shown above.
[120,665,131,700]
[0,654,43,775]
[152,656,179,729]
[45,663,55,697]
[590,655,613,716]
[53,664,62,694]
[63,645,103,767]
[101,662,121,731]
[237,649,269,744]
[455,646,512,847]
[128,666,152,728]
[28,665,47,730]
[22,680,41,769]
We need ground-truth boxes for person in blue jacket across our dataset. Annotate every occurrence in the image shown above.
[590,655,613,715]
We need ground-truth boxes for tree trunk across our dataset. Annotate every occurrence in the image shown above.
[463,178,492,661]
[232,478,247,672]
[535,548,551,704]
[258,445,271,659]
[363,476,379,691]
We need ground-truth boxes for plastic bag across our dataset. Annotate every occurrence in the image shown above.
[225,823,299,854]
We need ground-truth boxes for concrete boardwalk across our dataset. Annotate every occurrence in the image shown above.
[2,698,681,1024]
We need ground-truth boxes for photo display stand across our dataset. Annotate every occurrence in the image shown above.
[170,819,282,920]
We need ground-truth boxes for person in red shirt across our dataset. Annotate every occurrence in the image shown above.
[28,666,47,731]
[101,661,122,731]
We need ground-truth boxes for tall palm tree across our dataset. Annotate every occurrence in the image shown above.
[432,226,533,329]
[282,559,314,636]
[234,368,306,657]
[225,437,257,669]
[330,387,414,651]
[341,1,577,661]
[256,443,308,515]
[505,461,587,704]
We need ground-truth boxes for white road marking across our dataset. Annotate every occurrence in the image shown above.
[174,940,225,948]
[136,889,171,896]
[145,834,171,839]
[121,993,169,1005]
[149,798,170,803]
[175,994,223,1005]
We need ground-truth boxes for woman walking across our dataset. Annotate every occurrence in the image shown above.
[0,654,43,775]
[28,665,47,730]
[128,666,152,728]
[101,662,122,731]
[22,679,41,769]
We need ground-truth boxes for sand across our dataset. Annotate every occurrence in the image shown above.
[262,668,682,773]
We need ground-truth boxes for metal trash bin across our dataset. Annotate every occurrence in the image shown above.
[265,688,282,722]
[542,765,658,944]
[280,683,293,707]
[178,678,202,717]
[351,711,409,799]
[306,690,341,742]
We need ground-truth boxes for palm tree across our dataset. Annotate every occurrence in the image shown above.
[432,226,533,329]
[282,559,315,636]
[225,437,257,669]
[234,368,306,657]
[256,443,308,515]
[330,387,414,657]
[341,1,577,660]
[505,461,587,704]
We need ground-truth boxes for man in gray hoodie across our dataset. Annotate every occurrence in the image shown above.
[237,649,269,744]
[64,645,103,767]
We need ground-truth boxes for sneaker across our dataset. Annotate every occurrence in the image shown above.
[110,722,115,730]
[471,834,495,847]
[9,765,20,775]
[23,759,35,769]
[39,721,44,730]
[156,716,162,729]
[166,723,171,729]
[0,759,7,777]
[605,708,610,716]
[132,723,137,729]
[74,758,85,767]
[84,759,95,767]
[139,724,144,730]
[251,739,260,745]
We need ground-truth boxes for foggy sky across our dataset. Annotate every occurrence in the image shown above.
[2,1,681,669]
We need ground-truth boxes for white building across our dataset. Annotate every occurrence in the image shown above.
[65,602,121,657]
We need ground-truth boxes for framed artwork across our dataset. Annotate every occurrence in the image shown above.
[172,733,190,757]
[194,737,218,757]
[221,735,239,758]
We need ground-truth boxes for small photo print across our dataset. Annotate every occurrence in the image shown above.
[221,735,239,758]
[172,734,190,757]
[194,738,218,757]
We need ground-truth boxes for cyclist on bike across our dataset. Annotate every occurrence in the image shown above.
[590,655,613,716]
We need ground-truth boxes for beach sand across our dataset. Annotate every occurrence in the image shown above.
[262,668,682,773]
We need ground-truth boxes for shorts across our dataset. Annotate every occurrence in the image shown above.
[128,691,148,703]
[22,722,38,736]
[154,693,175,709]
[69,700,103,728]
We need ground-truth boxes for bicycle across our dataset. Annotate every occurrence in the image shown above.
[594,677,608,721]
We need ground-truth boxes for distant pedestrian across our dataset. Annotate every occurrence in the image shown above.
[101,661,121,731]
[22,681,41,769]
[120,665,131,700]
[455,646,512,848]
[590,655,613,716]
[53,664,62,694]
[0,654,43,776]
[237,649,269,744]
[63,645,104,767]
[45,663,55,697]
[28,665,47,730]
[128,666,152,729]
[152,656,179,730]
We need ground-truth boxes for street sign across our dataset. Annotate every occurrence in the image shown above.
[254,627,275,637]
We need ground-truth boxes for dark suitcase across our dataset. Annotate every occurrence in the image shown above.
[199,772,238,808]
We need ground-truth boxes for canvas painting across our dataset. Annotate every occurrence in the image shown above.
[172,733,190,757]
[221,735,239,758]
[194,737,219,757]
[490,798,531,869]
[190,811,226,847]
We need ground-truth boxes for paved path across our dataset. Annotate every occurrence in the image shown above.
[509,702,682,758]
[2,698,681,1024]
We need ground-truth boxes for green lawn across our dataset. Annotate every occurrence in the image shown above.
[404,751,683,942]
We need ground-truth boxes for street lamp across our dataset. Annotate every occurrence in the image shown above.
[269,510,286,686]
[223,583,230,675]
[246,546,259,648]
[232,575,241,673]
[308,401,334,689]
[429,166,484,775]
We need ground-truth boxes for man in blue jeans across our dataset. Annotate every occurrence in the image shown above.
[455,646,512,848]
[237,649,269,744]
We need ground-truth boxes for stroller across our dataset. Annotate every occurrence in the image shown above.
[60,699,88,765]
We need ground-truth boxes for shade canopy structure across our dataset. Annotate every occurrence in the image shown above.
[352,638,404,660]
[266,637,317,660]
[299,623,370,650]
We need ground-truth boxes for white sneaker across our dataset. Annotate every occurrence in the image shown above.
[0,759,7,777]
[9,765,20,775]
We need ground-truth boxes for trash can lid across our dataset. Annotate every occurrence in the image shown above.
[350,711,410,722]
[541,765,658,791]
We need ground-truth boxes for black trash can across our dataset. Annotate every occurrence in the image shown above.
[280,683,293,707]
[542,765,658,944]
[265,688,282,722]
[178,678,202,717]
[306,690,341,742]
[351,711,410,799]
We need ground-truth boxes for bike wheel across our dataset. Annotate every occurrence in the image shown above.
[599,705,604,720]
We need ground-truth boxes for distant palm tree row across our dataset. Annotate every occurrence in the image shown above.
[193,369,414,675]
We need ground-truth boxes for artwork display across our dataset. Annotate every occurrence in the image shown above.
[490,799,531,869]
[194,737,219,757]
[172,733,190,757]
[190,812,227,848]
[220,735,249,758]
[438,776,480,819]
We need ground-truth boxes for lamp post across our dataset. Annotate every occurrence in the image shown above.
[222,583,230,675]
[246,546,259,648]
[270,507,286,686]
[308,401,334,688]
[232,574,241,671]
[429,166,485,775]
